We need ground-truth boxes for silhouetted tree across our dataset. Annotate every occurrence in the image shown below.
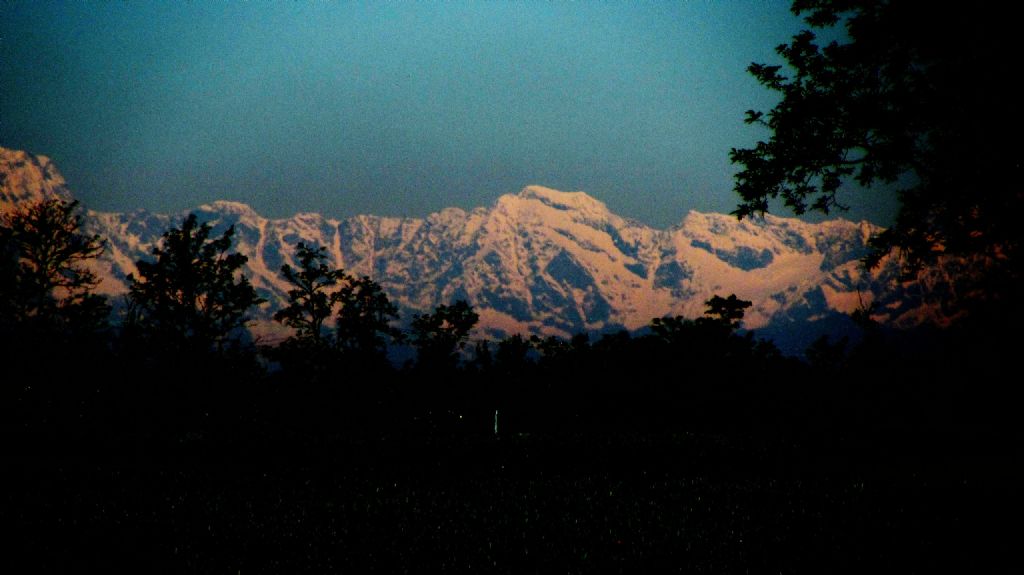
[266,242,349,386]
[335,275,401,362]
[273,242,346,345]
[410,300,478,372]
[697,295,761,369]
[650,294,752,346]
[0,199,112,447]
[731,1,1018,282]
[650,295,759,373]
[730,4,1022,449]
[127,213,264,354]
[649,314,691,345]
[0,199,108,338]
[700,294,753,332]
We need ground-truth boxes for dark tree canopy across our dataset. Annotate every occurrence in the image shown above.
[702,294,753,331]
[335,274,401,360]
[0,199,108,337]
[651,293,754,344]
[410,300,479,371]
[127,213,264,352]
[271,242,399,377]
[273,242,346,344]
[273,242,400,350]
[731,1,1017,276]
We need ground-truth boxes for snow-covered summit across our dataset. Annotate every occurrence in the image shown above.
[515,185,611,214]
[0,147,72,213]
[2,147,940,352]
[200,200,262,218]
[195,200,267,230]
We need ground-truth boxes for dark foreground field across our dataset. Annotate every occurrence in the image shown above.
[8,431,1018,573]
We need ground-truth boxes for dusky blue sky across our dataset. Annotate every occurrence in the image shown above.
[0,1,897,228]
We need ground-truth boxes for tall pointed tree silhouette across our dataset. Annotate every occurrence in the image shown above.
[127,214,264,354]
[274,242,346,346]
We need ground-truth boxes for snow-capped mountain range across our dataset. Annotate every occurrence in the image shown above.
[2,146,942,351]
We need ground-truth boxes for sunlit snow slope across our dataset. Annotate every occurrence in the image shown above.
[2,146,941,349]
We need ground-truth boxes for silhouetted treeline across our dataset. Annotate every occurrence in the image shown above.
[2,201,1018,457]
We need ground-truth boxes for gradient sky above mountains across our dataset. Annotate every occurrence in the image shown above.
[0,1,897,228]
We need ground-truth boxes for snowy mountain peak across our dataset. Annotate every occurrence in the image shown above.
[515,185,611,215]
[198,200,266,226]
[1,148,941,353]
[0,146,72,214]
[681,209,762,231]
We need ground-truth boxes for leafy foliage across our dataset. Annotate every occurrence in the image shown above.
[0,199,108,337]
[701,294,753,331]
[335,274,402,360]
[273,242,346,344]
[127,213,264,352]
[271,242,400,376]
[650,294,753,343]
[1,200,114,458]
[731,0,1017,276]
